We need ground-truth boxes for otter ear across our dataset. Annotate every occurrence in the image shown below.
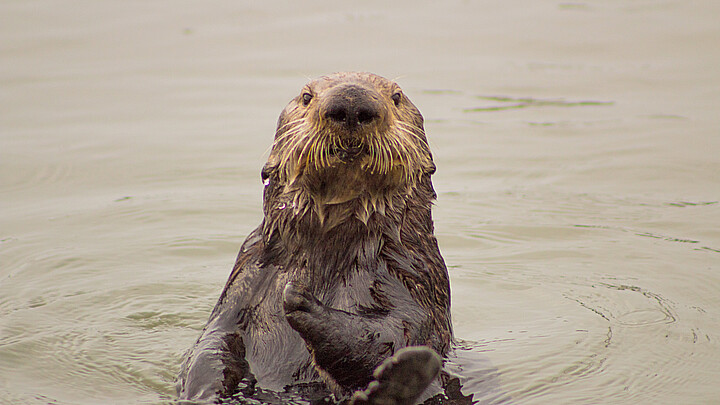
[426,162,436,175]
[261,158,282,183]
[261,163,272,184]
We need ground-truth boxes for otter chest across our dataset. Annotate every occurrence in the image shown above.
[243,269,385,389]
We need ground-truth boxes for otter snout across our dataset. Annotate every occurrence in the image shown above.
[322,84,383,131]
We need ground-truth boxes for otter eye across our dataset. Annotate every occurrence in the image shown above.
[391,92,402,106]
[301,92,313,106]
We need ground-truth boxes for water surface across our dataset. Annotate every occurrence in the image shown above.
[2,1,719,404]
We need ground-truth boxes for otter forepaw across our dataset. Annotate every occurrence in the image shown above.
[283,282,328,339]
[350,346,442,405]
[282,282,322,314]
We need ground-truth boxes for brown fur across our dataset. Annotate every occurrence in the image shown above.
[178,72,452,402]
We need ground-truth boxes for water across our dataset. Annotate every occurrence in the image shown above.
[2,1,719,404]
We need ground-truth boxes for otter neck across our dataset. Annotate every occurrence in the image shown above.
[261,186,411,284]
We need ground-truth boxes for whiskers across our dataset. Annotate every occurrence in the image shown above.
[270,115,431,188]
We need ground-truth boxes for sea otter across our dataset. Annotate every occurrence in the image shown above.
[177,72,453,404]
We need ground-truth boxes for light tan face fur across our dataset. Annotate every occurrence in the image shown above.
[265,72,435,202]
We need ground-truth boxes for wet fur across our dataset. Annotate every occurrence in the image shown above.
[177,72,452,402]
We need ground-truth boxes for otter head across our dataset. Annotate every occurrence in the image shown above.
[262,72,435,226]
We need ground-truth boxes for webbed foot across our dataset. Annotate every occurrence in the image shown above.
[350,346,442,405]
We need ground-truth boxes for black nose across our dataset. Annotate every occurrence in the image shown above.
[323,85,381,130]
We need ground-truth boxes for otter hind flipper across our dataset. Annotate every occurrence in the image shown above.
[350,346,442,405]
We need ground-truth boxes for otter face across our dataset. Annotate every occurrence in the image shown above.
[264,72,435,206]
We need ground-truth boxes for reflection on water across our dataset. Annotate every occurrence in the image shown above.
[2,1,720,404]
[464,95,613,113]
